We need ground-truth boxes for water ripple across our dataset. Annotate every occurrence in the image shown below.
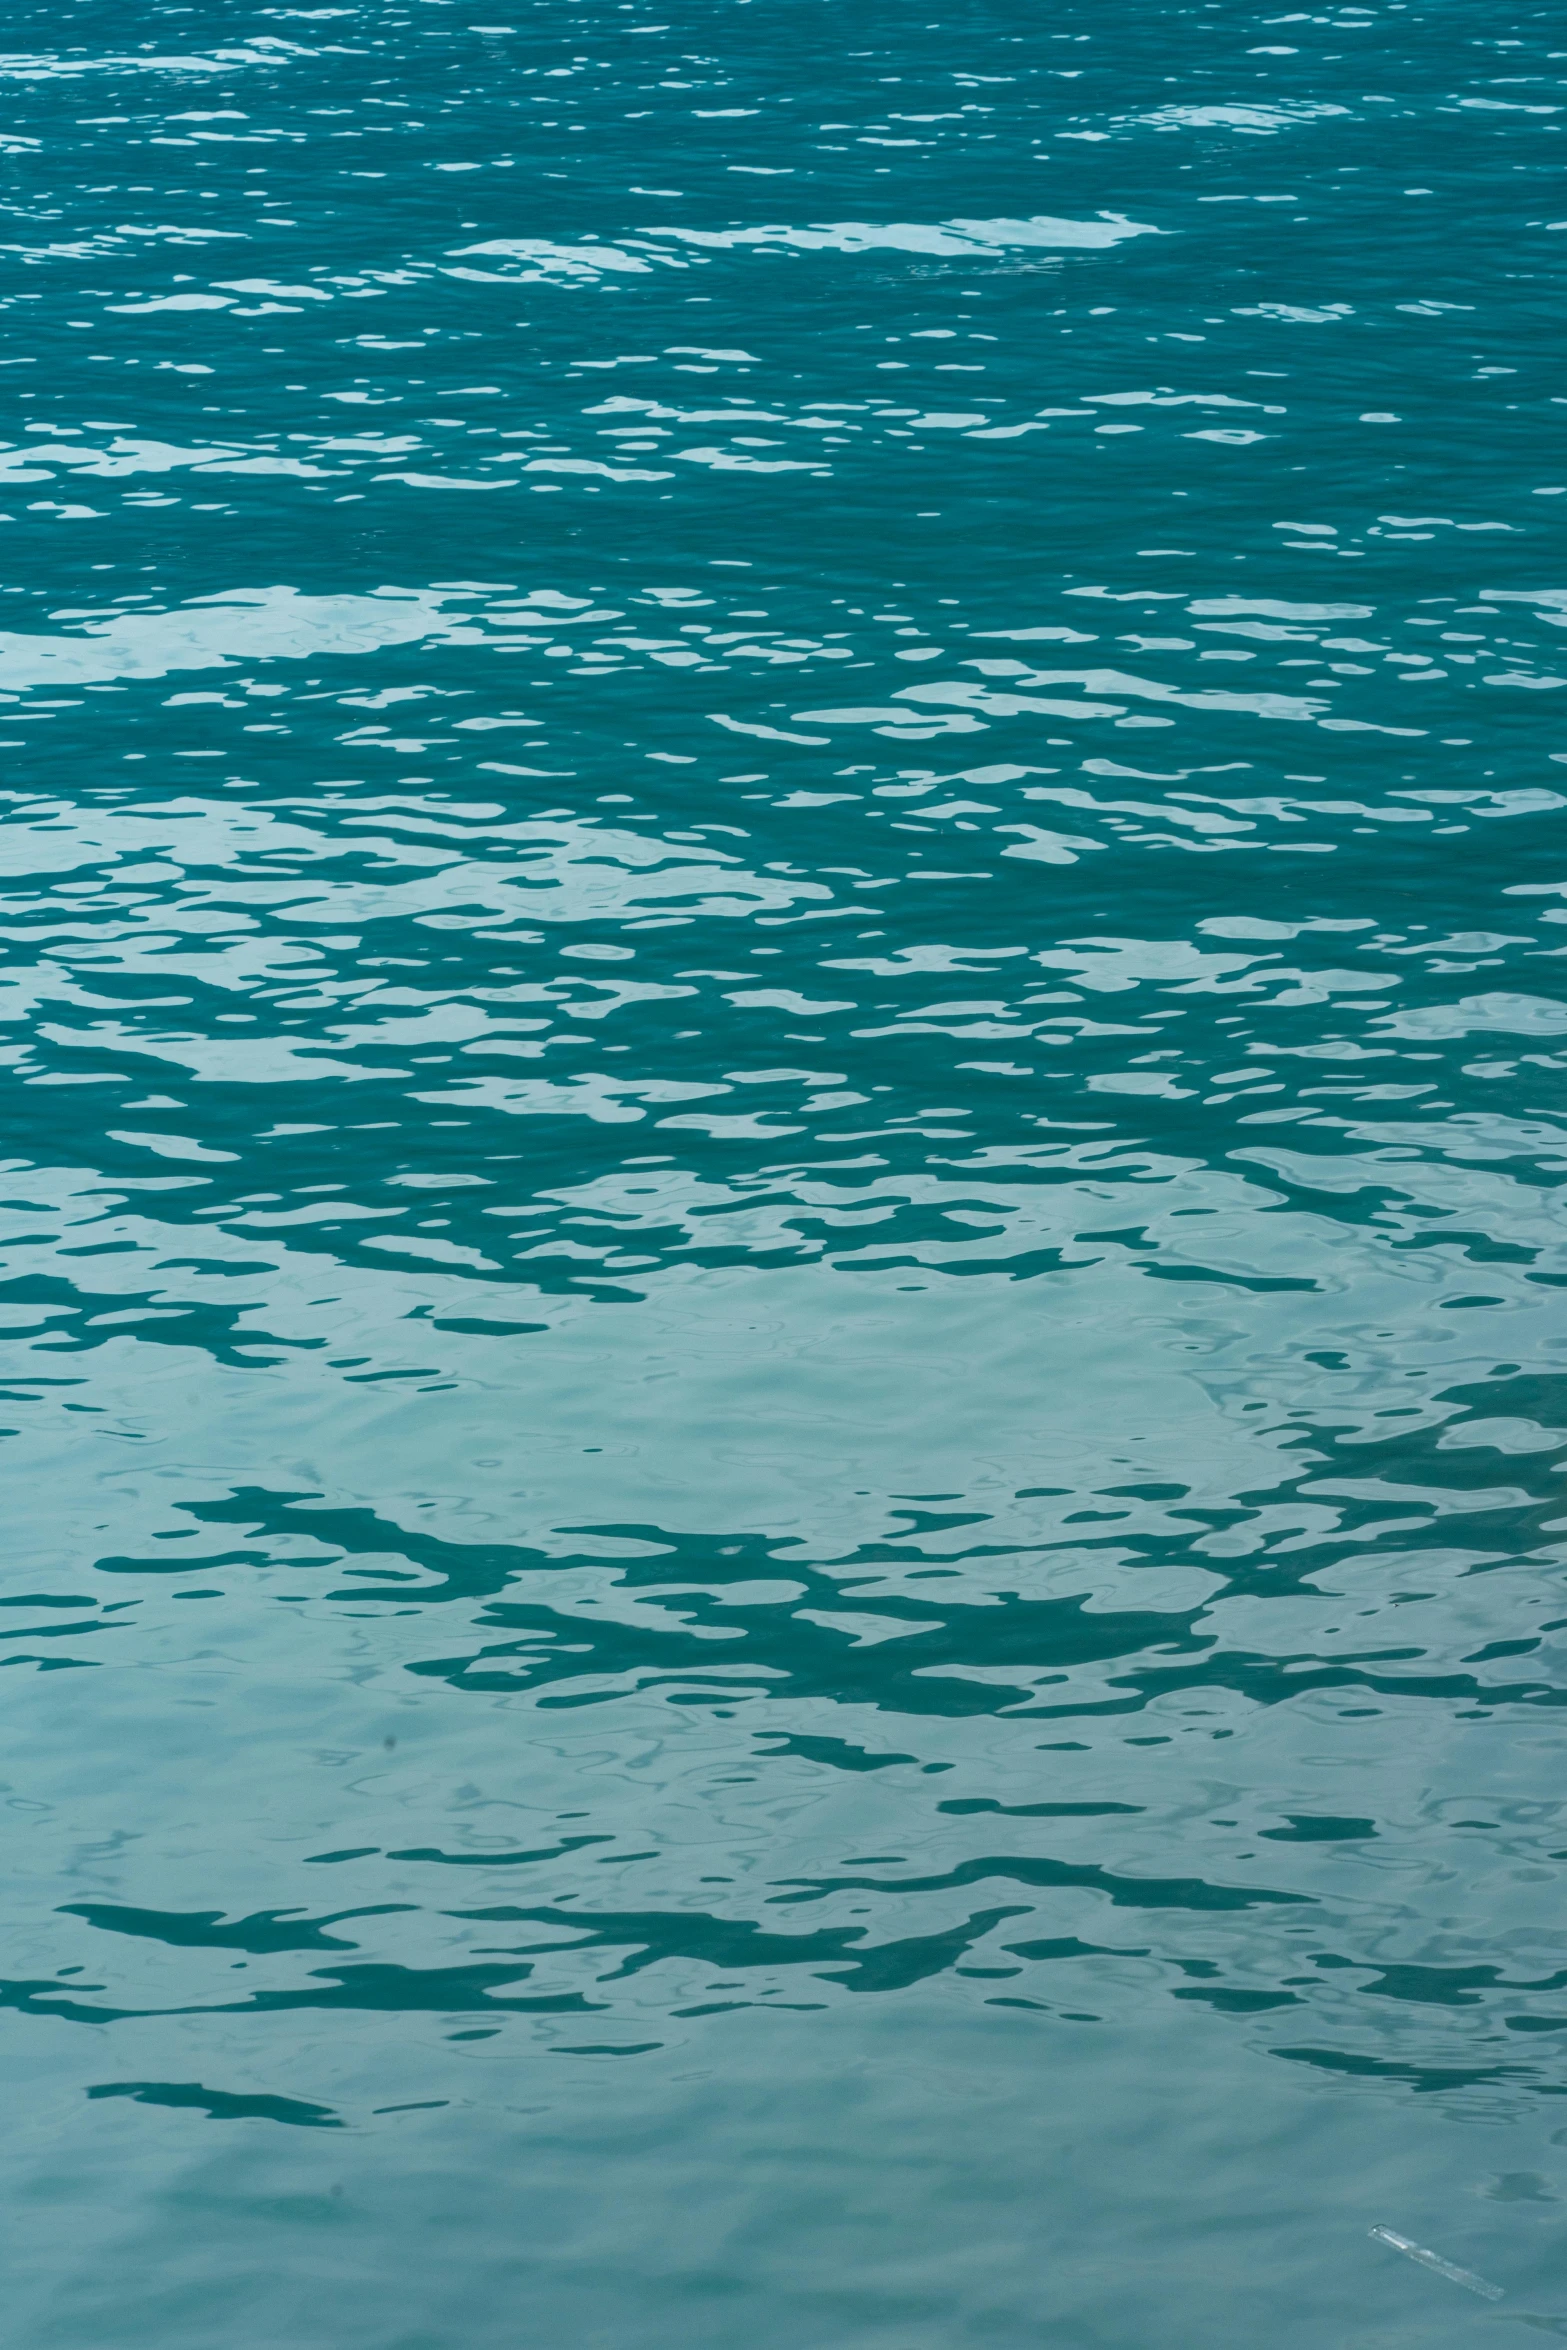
[4,0,1567,2343]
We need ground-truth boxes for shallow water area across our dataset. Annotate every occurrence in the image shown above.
[4,0,1567,2344]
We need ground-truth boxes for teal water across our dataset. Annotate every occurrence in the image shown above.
[4,1,1567,2342]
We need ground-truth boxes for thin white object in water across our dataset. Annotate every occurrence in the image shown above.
[1370,2226,1504,2301]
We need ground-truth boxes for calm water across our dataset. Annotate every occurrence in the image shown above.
[4,1,1567,2343]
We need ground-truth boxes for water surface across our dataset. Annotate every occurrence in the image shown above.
[4,1,1567,2344]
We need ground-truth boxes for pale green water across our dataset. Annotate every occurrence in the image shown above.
[4,2,1567,2344]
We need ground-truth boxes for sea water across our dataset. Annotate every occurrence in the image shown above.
[3,1,1566,2344]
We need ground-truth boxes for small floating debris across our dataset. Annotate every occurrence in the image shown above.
[1370,2226,1504,2302]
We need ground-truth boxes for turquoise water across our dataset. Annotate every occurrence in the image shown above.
[4,0,1567,2341]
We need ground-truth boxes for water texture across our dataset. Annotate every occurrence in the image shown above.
[3,0,1566,2343]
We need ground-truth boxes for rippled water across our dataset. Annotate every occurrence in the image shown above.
[5,1,1567,2343]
